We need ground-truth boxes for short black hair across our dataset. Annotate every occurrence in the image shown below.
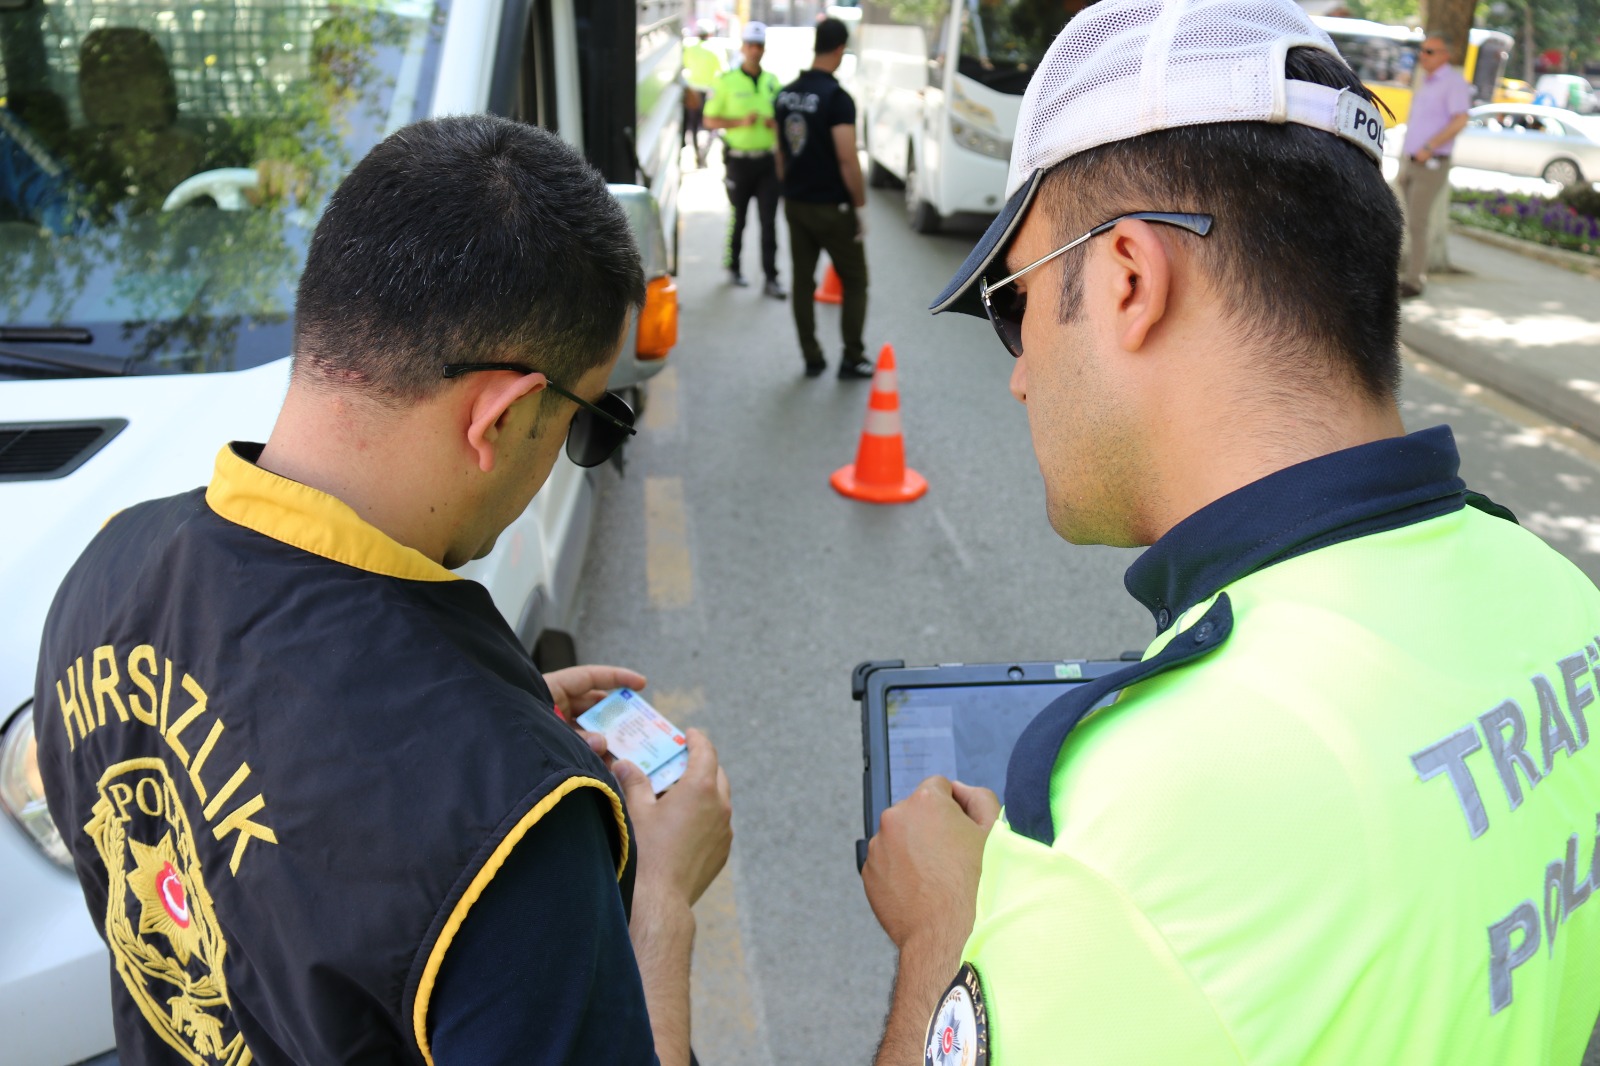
[815,17,849,55]
[1038,47,1402,401]
[294,115,645,403]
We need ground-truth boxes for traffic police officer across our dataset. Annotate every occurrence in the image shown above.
[681,21,721,169]
[861,0,1600,1063]
[704,21,785,298]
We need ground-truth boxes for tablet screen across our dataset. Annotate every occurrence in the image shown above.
[886,682,1079,804]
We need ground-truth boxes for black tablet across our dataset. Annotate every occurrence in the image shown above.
[853,658,1131,870]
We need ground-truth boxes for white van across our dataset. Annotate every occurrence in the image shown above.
[1535,74,1599,115]
[856,0,1070,233]
[0,1,681,1062]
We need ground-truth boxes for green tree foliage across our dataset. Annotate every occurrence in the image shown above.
[1339,0,1599,77]
[1346,0,1421,25]
[1479,0,1600,73]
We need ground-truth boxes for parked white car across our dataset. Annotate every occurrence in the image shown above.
[1391,104,1600,186]
[0,0,681,1062]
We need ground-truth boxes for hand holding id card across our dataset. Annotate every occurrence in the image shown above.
[577,688,690,794]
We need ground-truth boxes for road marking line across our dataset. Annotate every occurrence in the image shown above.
[648,687,704,720]
[645,476,693,609]
[692,850,769,1063]
[641,365,680,432]
[933,505,974,572]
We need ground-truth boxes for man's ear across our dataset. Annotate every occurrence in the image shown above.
[1104,219,1173,353]
[462,372,547,474]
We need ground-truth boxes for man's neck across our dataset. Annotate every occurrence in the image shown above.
[742,60,761,77]
[1136,346,1405,544]
[256,386,461,565]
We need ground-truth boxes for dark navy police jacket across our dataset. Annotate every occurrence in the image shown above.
[35,443,654,1065]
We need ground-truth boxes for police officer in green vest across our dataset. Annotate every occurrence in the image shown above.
[704,22,785,299]
[862,0,1600,1063]
[681,21,722,169]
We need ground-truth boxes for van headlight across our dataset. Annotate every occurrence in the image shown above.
[0,703,72,868]
[949,116,1012,161]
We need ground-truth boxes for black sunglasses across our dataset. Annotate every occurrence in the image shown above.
[978,211,1214,359]
[441,362,637,468]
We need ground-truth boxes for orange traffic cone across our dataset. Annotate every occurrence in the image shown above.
[831,345,927,505]
[814,260,844,304]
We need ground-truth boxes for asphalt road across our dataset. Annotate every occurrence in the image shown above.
[572,158,1600,1065]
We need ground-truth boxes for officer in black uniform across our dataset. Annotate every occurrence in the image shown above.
[35,116,732,1066]
[775,18,871,379]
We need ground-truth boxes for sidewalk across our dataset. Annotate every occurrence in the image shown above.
[1401,232,1600,441]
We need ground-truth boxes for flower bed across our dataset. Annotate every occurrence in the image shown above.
[1449,191,1600,257]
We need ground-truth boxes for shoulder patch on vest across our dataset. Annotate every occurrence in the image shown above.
[86,757,250,1063]
[925,963,988,1066]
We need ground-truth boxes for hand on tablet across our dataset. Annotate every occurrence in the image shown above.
[862,776,999,958]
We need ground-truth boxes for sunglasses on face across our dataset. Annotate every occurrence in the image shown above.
[440,362,637,468]
[978,211,1214,359]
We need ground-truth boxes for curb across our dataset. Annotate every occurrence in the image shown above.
[1449,222,1600,281]
[1400,316,1600,443]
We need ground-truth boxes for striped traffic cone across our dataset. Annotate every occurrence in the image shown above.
[831,345,927,504]
[814,260,844,304]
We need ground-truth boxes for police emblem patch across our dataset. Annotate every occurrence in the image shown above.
[784,112,809,158]
[925,963,988,1066]
[86,758,252,1065]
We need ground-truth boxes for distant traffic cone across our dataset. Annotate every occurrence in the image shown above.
[814,260,844,304]
[831,345,927,505]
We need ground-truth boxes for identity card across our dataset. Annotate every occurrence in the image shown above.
[577,688,689,794]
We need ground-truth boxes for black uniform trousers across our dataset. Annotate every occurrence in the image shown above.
[723,151,779,282]
[682,89,707,166]
[785,199,868,369]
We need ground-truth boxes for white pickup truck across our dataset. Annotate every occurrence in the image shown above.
[0,0,682,1061]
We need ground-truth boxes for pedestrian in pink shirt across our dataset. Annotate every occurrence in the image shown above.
[1397,33,1473,297]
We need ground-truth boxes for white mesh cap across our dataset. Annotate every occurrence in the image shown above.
[932,0,1387,316]
[1007,0,1380,196]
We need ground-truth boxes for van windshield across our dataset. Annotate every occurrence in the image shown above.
[957,0,1073,95]
[0,0,442,379]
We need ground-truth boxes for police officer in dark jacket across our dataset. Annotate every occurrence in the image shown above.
[775,18,871,379]
[35,116,732,1066]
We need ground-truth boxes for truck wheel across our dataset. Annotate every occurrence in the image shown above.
[533,630,579,673]
[905,153,942,234]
